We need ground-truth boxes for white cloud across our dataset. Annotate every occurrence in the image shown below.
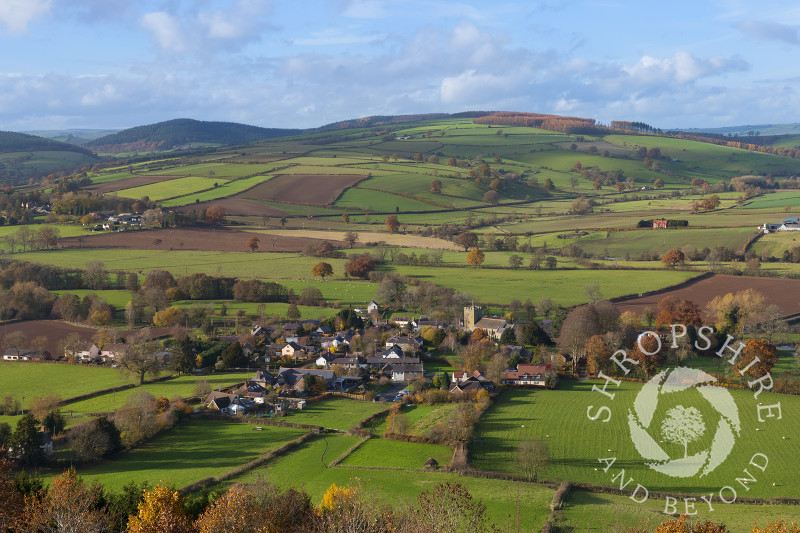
[736,19,800,44]
[623,51,748,85]
[0,0,51,34]
[141,11,187,53]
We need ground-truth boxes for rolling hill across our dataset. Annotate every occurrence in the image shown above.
[0,131,99,185]
[87,118,301,153]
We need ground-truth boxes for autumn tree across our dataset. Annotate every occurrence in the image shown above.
[117,328,159,385]
[152,306,185,328]
[311,262,333,280]
[483,190,499,204]
[661,249,685,268]
[733,339,778,378]
[706,289,765,335]
[466,248,485,267]
[127,483,193,533]
[453,232,478,251]
[343,230,359,248]
[346,256,375,278]
[246,236,260,253]
[413,152,423,162]
[701,194,721,211]
[22,468,109,532]
[629,333,662,379]
[205,205,226,225]
[385,214,400,233]
[585,334,611,376]
[654,178,664,188]
[656,296,702,328]
[430,179,442,193]
[413,482,493,533]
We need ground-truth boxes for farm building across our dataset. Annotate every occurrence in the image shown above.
[761,216,800,233]
[502,363,554,387]
[652,219,668,229]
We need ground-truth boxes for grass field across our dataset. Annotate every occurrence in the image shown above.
[339,438,453,469]
[370,403,459,437]
[380,265,698,306]
[113,176,222,201]
[161,175,272,207]
[234,434,553,531]
[561,227,757,257]
[751,230,800,257]
[0,362,136,408]
[280,398,387,431]
[472,381,799,499]
[59,419,307,491]
[62,372,254,415]
[561,488,800,532]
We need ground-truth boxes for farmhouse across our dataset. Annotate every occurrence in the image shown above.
[450,375,495,395]
[385,336,423,353]
[652,219,668,229]
[761,216,800,233]
[502,363,554,387]
[2,349,50,362]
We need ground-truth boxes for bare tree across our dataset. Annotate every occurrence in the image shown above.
[3,331,27,357]
[517,439,550,482]
[117,329,160,385]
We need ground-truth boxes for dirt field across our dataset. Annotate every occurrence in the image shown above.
[238,174,365,205]
[615,273,800,318]
[85,175,184,194]
[59,227,344,253]
[0,320,168,358]
[171,198,290,217]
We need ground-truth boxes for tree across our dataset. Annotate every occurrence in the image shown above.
[466,248,485,267]
[655,296,702,328]
[128,483,193,533]
[453,232,478,251]
[499,327,516,345]
[205,205,226,225]
[483,190,499,204]
[118,329,160,385]
[153,306,185,328]
[516,439,549,482]
[701,194,721,211]
[246,236,260,253]
[508,254,523,269]
[11,414,44,465]
[661,249,685,268]
[311,262,333,280]
[414,482,492,533]
[558,305,601,372]
[733,339,778,378]
[3,330,27,357]
[385,215,400,233]
[585,334,611,376]
[430,179,442,194]
[22,468,108,532]
[346,256,375,278]
[341,213,350,224]
[286,304,301,321]
[343,231,359,248]
[70,419,116,462]
[661,406,705,458]
[654,178,664,188]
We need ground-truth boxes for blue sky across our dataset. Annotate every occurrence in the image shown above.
[2,0,799,131]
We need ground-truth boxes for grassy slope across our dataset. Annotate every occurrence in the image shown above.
[339,438,453,469]
[472,382,799,499]
[279,398,386,431]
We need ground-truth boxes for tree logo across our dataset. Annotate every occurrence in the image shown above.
[628,366,741,478]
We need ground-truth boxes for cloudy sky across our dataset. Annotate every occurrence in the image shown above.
[2,0,799,131]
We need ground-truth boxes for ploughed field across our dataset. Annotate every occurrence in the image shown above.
[237,174,366,205]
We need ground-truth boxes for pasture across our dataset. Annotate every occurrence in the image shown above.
[370,403,459,437]
[339,438,453,469]
[235,434,554,531]
[160,174,271,207]
[60,419,307,491]
[279,398,387,431]
[471,383,800,499]
[112,176,221,201]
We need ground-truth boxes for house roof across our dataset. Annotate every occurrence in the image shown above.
[330,357,360,365]
[387,336,422,344]
[474,318,507,330]
[390,363,423,373]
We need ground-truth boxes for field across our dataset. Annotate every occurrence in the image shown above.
[113,176,221,201]
[339,438,453,469]
[239,174,366,205]
[370,403,460,437]
[471,383,800,499]
[84,175,181,194]
[58,227,344,253]
[234,433,554,531]
[0,362,135,408]
[172,197,292,216]
[614,273,800,318]
[279,398,387,431]
[62,371,254,416]
[64,419,307,491]
[381,265,698,306]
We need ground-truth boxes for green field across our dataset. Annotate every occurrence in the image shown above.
[63,372,254,415]
[339,438,453,469]
[161,175,273,207]
[113,176,221,201]
[234,433,553,531]
[472,382,799,499]
[0,362,136,408]
[59,419,307,491]
[280,398,387,431]
[561,488,800,532]
[380,265,698,306]
[370,403,459,437]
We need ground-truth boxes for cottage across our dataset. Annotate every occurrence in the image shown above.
[281,341,304,358]
[205,391,236,411]
[652,219,668,229]
[367,300,380,314]
[277,367,336,391]
[389,363,424,382]
[450,375,495,395]
[502,363,554,387]
[385,336,423,353]
[252,369,275,387]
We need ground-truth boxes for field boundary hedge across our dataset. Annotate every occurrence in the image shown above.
[327,436,370,467]
[608,271,713,304]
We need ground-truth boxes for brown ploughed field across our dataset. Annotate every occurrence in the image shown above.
[237,174,365,205]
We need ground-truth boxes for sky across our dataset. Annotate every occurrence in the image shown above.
[1,0,800,131]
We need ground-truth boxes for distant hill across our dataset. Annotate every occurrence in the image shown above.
[24,129,119,146]
[677,123,800,136]
[87,118,301,153]
[0,131,96,156]
[315,112,489,132]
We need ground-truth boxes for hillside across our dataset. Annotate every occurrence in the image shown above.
[0,131,96,156]
[87,118,301,153]
[0,131,99,185]
[24,129,120,146]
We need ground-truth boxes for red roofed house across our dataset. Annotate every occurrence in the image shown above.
[502,363,554,387]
